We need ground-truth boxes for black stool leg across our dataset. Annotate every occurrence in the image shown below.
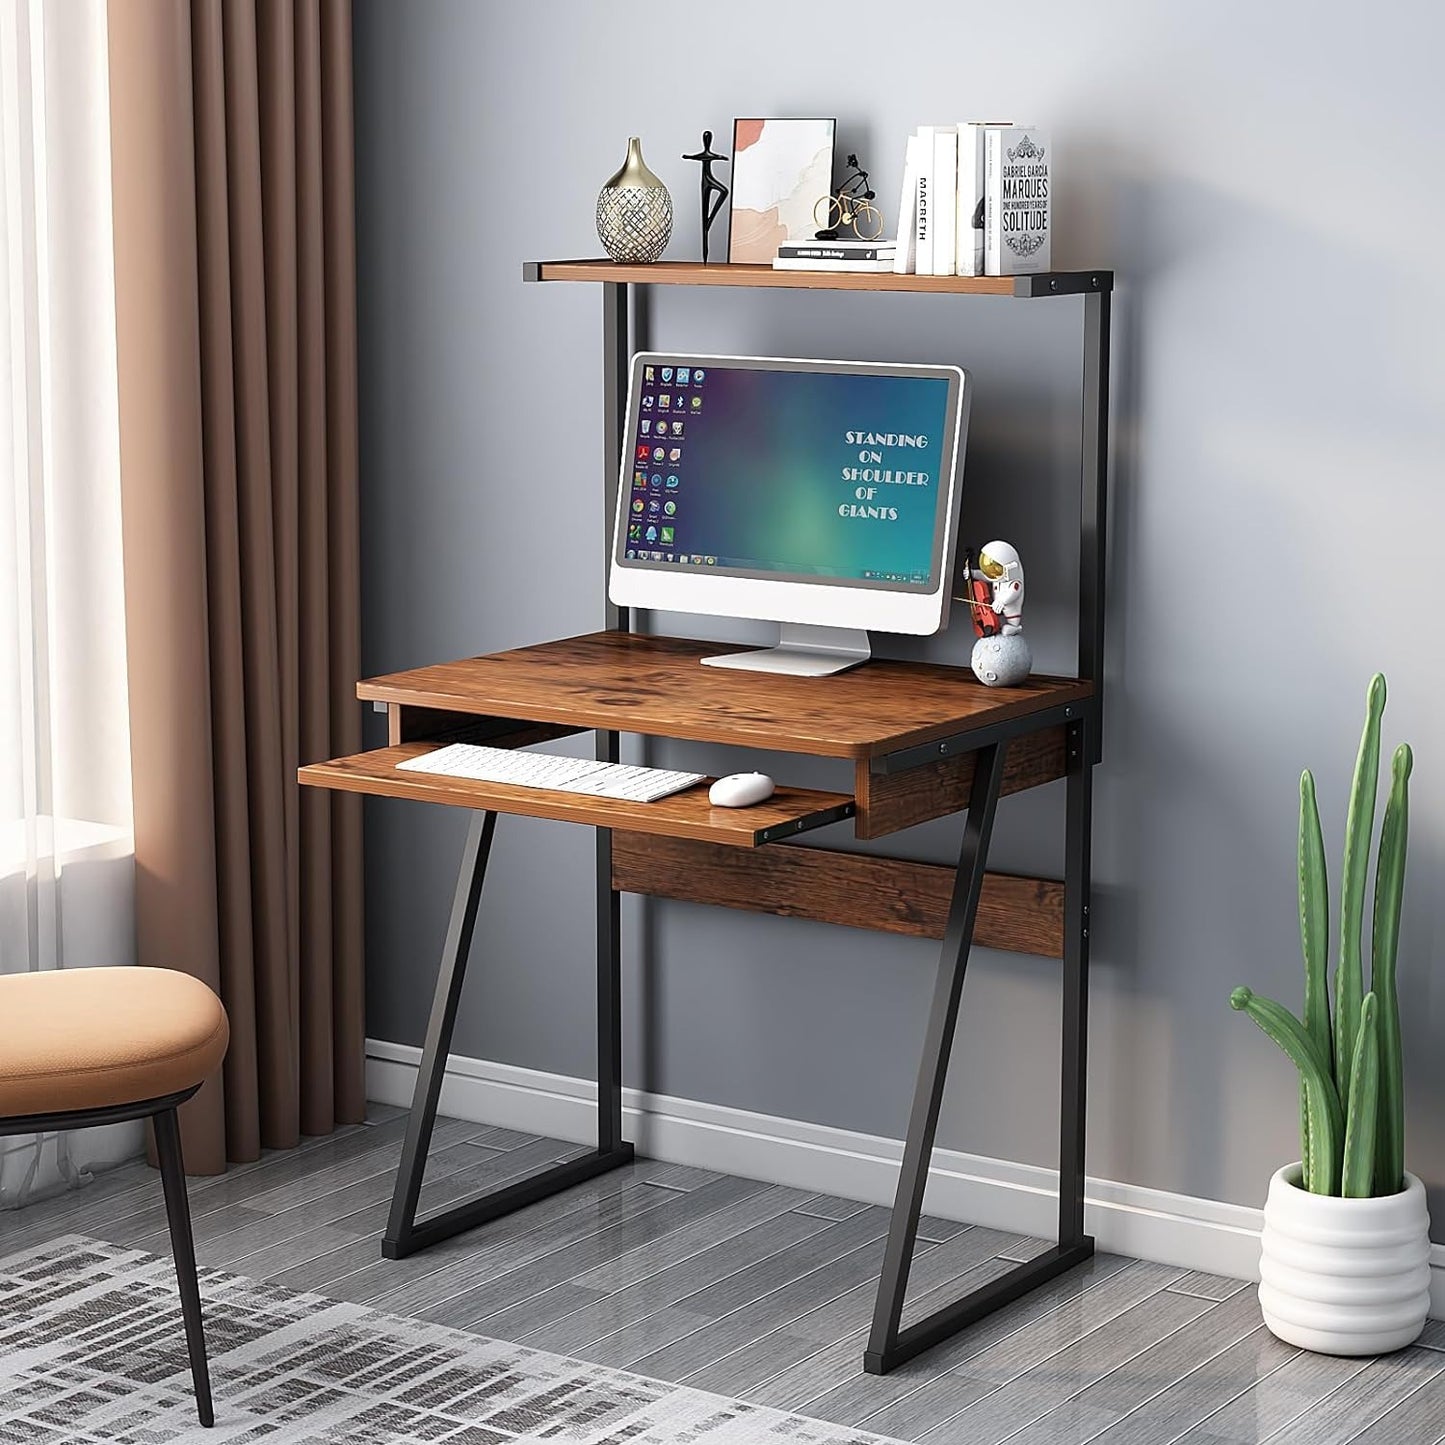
[153,1107,214,1427]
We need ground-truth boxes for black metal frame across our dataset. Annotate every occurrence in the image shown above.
[861,705,1096,1372]
[381,284,650,1261]
[382,808,634,1258]
[1,1086,214,1427]
[383,267,1112,1374]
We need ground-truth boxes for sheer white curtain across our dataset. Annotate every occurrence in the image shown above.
[0,0,136,1205]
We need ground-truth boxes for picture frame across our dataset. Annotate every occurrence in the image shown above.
[726,118,837,264]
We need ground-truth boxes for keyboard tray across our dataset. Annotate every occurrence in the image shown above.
[299,743,856,848]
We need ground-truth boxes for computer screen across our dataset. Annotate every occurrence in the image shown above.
[614,357,961,593]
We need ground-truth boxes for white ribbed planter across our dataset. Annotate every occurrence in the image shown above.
[1258,1163,1431,1355]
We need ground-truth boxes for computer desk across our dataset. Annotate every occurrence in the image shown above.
[300,627,1097,1374]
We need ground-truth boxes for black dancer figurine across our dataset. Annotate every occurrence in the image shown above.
[682,130,730,263]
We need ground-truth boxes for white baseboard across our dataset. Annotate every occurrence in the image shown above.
[366,1037,1444,1320]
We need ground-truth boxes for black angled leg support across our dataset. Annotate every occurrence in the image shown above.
[153,1106,214,1428]
[864,736,1095,1374]
[383,809,633,1259]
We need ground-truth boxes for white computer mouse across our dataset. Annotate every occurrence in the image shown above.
[708,772,776,808]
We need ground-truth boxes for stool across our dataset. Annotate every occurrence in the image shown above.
[0,966,229,1427]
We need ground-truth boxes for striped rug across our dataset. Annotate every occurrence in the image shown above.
[0,1236,904,1443]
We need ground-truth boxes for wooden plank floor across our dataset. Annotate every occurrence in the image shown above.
[4,1108,1441,1444]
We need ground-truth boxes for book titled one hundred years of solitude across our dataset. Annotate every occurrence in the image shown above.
[984,127,1051,275]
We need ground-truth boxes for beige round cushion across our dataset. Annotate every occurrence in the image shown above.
[0,967,229,1117]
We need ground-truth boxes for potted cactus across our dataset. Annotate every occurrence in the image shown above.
[1231,674,1430,1355]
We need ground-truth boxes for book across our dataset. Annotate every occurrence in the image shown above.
[930,127,957,277]
[914,126,936,275]
[984,126,1051,275]
[955,120,1011,276]
[779,238,893,254]
[892,133,921,275]
[777,243,895,261]
[771,256,898,272]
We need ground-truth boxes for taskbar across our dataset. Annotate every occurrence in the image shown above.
[621,550,929,586]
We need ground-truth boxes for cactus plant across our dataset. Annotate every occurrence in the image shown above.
[1230,986,1341,1195]
[1372,743,1412,1194]
[1341,993,1380,1198]
[1297,770,1331,1188]
[1230,675,1412,1199]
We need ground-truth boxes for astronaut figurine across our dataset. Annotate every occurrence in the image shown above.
[968,540,1032,686]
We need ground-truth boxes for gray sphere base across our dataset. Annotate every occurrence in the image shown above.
[971,633,1033,687]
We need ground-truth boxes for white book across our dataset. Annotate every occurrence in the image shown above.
[955,120,1011,276]
[772,257,898,272]
[914,125,936,276]
[984,126,1051,275]
[780,238,894,253]
[930,127,957,277]
[892,133,921,275]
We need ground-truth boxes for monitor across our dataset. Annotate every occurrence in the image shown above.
[608,353,970,674]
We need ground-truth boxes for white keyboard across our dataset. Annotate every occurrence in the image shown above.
[396,743,707,803]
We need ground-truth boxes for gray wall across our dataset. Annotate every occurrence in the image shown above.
[351,1,1445,1225]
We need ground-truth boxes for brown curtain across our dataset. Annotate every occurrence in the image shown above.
[106,0,365,1174]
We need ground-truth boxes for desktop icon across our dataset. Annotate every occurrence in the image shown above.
[659,395,671,410]
[693,369,705,384]
[636,443,649,460]
[645,525,658,543]
[705,556,716,565]
[674,394,686,409]
[668,447,681,462]
[690,395,702,410]
[676,367,690,384]
[650,474,663,489]
[666,552,675,562]
[653,447,665,461]
[665,474,680,488]
[661,367,673,382]
[633,470,646,488]
[631,497,644,513]
[691,554,703,565]
[663,499,677,516]
[640,419,651,434]
[644,365,655,382]
[648,498,661,515]
[628,523,642,541]
[671,421,684,437]
[626,549,635,559]
[655,420,668,436]
[641,395,653,409]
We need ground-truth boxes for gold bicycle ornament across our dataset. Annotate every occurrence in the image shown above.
[812,154,883,241]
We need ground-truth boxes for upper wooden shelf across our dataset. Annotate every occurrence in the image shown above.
[355,631,1093,763]
[524,260,1112,298]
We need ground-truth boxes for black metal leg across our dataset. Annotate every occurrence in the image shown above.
[153,1107,213,1428]
[1059,717,1092,1244]
[597,276,633,1150]
[1080,289,1110,761]
[383,809,633,1259]
[864,739,1095,1374]
[596,809,625,1153]
[602,281,629,635]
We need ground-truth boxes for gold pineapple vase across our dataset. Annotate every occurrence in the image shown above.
[596,137,673,263]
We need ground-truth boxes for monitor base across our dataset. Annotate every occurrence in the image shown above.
[700,624,872,677]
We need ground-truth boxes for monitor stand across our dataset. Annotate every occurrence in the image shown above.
[700,624,872,677]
